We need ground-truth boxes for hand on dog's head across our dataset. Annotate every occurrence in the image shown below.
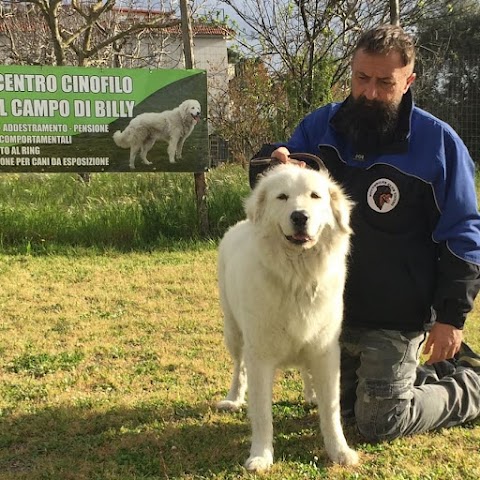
[249,153,328,189]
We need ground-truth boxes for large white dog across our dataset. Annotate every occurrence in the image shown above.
[113,99,201,169]
[217,163,358,472]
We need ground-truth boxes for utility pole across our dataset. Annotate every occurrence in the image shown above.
[180,0,209,236]
[390,0,400,25]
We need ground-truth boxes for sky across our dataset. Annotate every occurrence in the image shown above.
[195,1,249,33]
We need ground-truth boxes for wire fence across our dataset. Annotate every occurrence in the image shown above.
[415,54,480,165]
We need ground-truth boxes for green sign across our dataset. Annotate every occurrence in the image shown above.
[0,65,209,173]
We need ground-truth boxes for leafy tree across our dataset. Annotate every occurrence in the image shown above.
[208,51,334,163]
[209,58,287,164]
[276,52,335,139]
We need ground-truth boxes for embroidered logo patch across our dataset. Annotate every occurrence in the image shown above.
[367,178,400,213]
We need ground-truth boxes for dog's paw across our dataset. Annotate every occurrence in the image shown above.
[244,453,273,472]
[143,160,152,165]
[330,447,359,466]
[216,399,244,412]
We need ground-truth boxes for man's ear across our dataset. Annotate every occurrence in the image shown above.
[404,72,416,93]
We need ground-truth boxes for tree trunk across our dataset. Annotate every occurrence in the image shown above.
[390,0,401,25]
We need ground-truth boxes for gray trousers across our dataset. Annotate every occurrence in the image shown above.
[340,326,480,442]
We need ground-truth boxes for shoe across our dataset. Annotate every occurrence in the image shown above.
[456,342,480,370]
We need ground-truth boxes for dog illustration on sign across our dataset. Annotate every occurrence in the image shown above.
[113,99,202,169]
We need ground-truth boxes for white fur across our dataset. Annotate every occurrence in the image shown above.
[217,164,359,472]
[113,99,201,169]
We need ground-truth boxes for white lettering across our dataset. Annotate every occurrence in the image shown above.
[11,99,70,117]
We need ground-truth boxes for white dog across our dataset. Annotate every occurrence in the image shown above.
[113,99,201,169]
[217,163,358,472]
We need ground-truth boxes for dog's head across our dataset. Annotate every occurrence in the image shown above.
[245,164,353,249]
[181,99,202,123]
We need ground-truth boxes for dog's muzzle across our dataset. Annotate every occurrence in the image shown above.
[192,113,201,123]
[286,210,312,245]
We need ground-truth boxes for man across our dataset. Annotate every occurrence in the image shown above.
[253,24,480,441]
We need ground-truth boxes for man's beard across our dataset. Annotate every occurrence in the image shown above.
[338,95,400,154]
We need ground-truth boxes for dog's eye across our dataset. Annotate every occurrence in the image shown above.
[311,192,321,199]
[277,193,289,201]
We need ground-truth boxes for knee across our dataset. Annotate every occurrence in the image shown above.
[355,388,410,442]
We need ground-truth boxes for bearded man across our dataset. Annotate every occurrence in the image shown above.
[252,24,480,441]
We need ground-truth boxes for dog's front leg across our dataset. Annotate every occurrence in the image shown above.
[244,355,275,472]
[310,344,359,466]
[176,136,186,159]
[168,136,180,163]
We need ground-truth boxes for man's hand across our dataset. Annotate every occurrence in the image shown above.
[270,147,308,168]
[423,322,463,364]
[271,147,291,163]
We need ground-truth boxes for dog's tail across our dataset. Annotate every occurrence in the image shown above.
[113,129,130,148]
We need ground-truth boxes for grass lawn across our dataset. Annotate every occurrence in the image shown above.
[0,244,478,479]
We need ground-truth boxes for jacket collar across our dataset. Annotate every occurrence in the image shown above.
[330,89,413,156]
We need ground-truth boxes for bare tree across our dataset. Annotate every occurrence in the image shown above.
[200,0,471,161]
[215,1,388,95]
[212,0,469,97]
[0,0,182,67]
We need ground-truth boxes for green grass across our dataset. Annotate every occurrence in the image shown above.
[0,165,249,252]
[7,351,85,378]
[0,246,477,479]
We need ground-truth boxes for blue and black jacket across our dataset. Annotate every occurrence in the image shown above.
[251,90,480,332]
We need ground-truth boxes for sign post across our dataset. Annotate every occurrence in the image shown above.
[180,0,209,236]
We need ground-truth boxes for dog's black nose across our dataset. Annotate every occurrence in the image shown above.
[290,210,309,227]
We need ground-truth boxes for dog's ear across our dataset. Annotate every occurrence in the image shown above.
[329,183,353,234]
[245,183,267,223]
